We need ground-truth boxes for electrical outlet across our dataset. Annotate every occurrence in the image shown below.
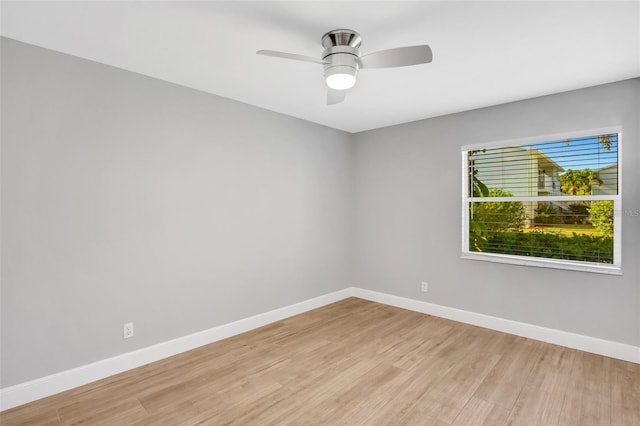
[123,322,134,339]
[421,282,429,292]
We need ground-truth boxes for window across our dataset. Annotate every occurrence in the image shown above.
[462,130,621,274]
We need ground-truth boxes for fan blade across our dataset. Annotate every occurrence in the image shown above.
[327,88,346,105]
[359,45,432,69]
[256,50,327,65]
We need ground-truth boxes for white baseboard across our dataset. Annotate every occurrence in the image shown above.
[0,288,355,411]
[3,286,638,411]
[352,288,640,364]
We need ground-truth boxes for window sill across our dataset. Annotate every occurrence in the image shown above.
[461,252,622,275]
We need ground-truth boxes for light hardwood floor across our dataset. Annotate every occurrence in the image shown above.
[1,298,639,425]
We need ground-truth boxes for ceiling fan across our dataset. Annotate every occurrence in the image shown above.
[257,29,433,105]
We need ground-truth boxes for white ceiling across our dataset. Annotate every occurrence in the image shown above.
[2,1,639,133]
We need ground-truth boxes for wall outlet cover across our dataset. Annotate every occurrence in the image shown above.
[123,322,134,339]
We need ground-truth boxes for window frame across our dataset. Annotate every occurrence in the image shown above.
[461,127,622,275]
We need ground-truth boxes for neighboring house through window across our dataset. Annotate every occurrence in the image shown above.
[462,130,621,274]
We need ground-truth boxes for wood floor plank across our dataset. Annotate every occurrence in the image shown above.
[473,339,540,409]
[452,396,510,426]
[558,350,612,426]
[505,344,576,426]
[320,362,406,424]
[357,355,458,424]
[0,406,61,426]
[414,349,503,423]
[610,358,640,426]
[57,396,147,425]
[1,297,636,426]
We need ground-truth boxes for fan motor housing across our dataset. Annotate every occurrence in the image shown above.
[321,30,361,86]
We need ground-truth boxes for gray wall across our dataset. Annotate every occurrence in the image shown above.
[352,78,640,347]
[1,38,352,387]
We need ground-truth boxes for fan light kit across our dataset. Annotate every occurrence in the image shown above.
[326,71,356,91]
[257,29,433,105]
